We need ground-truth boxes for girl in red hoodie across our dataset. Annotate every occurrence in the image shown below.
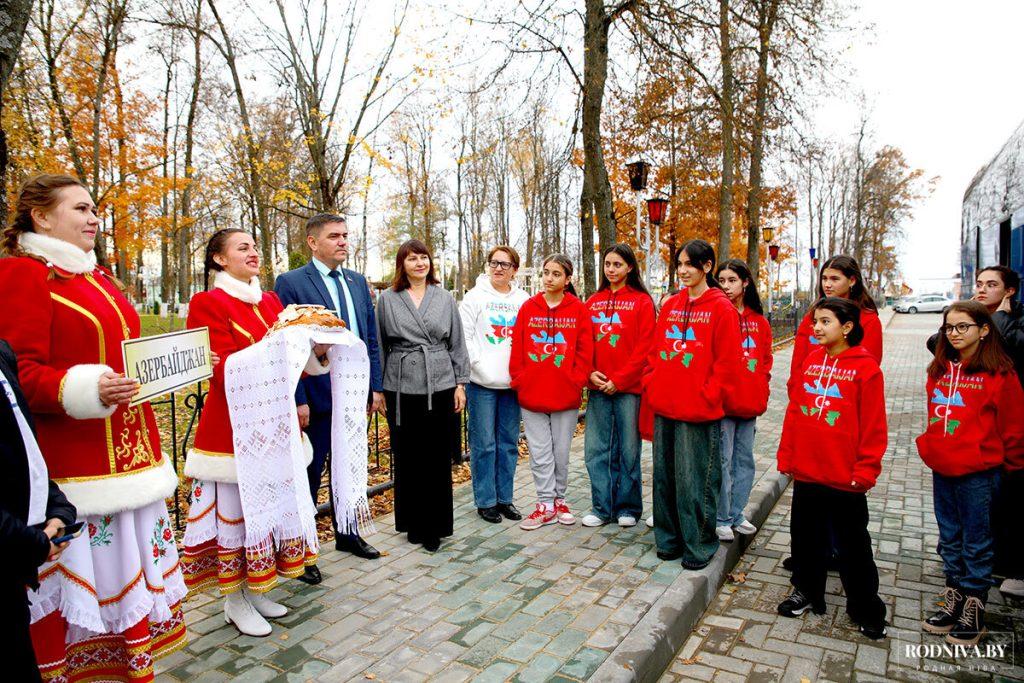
[715,259,772,543]
[788,255,883,396]
[644,240,742,570]
[776,297,887,640]
[916,301,1024,646]
[582,244,656,529]
[509,254,594,530]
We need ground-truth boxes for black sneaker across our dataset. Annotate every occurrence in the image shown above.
[923,586,963,634]
[782,556,796,571]
[477,507,502,523]
[859,623,887,640]
[777,590,826,617]
[946,595,987,646]
[495,503,522,521]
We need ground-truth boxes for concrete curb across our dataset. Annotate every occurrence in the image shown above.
[591,470,792,682]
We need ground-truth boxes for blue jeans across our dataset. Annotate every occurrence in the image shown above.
[584,392,643,520]
[932,468,1001,594]
[717,417,757,526]
[466,383,521,508]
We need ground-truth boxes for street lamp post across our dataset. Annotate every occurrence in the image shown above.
[762,226,775,315]
[626,159,650,284]
[646,196,669,290]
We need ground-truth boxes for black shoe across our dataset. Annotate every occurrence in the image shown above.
[657,550,682,561]
[681,558,711,571]
[859,623,887,640]
[923,586,963,634]
[422,537,441,552]
[335,535,381,560]
[946,594,987,646]
[297,565,322,585]
[408,532,422,545]
[778,590,826,617]
[478,507,502,523]
[782,556,796,572]
[826,553,840,572]
[496,503,522,521]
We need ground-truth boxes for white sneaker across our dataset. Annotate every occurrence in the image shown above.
[581,514,605,527]
[617,516,637,527]
[645,515,654,528]
[716,525,735,542]
[734,520,757,536]
[1000,578,1024,597]
[244,587,288,618]
[224,591,272,636]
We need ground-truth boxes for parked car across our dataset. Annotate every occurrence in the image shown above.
[894,294,954,314]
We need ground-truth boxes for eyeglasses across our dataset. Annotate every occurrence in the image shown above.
[942,323,979,335]
[489,260,514,270]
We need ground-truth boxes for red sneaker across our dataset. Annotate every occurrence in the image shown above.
[519,503,557,530]
[554,499,576,525]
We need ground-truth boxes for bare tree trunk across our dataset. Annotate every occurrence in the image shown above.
[159,53,174,302]
[579,177,597,296]
[717,0,736,260]
[179,0,202,298]
[745,0,779,282]
[0,0,33,229]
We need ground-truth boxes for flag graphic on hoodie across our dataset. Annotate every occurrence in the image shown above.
[659,321,700,367]
[929,386,965,435]
[528,331,568,366]
[487,314,516,345]
[592,311,623,347]
[800,376,843,426]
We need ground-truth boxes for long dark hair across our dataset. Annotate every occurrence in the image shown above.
[203,228,249,291]
[675,239,721,291]
[716,258,763,315]
[392,239,440,291]
[598,243,651,299]
[928,301,1013,380]
[817,255,877,311]
[811,297,864,346]
[542,253,578,298]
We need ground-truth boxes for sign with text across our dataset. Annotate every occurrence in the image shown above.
[122,328,213,406]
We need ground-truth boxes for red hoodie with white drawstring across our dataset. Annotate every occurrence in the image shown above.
[777,345,887,491]
[788,307,883,396]
[643,287,743,423]
[723,307,774,419]
[509,292,594,413]
[916,364,1024,476]
[586,286,656,394]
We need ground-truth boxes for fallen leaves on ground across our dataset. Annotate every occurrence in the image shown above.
[726,571,747,584]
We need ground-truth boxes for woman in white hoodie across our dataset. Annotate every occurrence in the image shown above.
[460,246,531,523]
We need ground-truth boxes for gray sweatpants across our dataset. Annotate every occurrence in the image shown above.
[522,407,578,506]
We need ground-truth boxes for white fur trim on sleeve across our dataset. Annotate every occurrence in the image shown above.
[304,351,330,376]
[58,456,179,517]
[62,364,117,420]
[184,449,237,484]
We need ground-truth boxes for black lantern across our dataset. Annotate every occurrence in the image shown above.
[646,197,669,225]
[626,160,650,192]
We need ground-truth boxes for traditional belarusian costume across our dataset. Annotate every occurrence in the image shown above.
[181,273,317,604]
[0,232,186,683]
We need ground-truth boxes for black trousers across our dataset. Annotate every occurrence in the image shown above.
[994,468,1024,580]
[385,389,455,541]
[791,481,886,627]
[0,586,42,682]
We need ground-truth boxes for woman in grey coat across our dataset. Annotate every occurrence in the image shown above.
[376,239,470,551]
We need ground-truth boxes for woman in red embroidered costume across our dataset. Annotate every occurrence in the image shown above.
[182,228,317,637]
[0,174,186,682]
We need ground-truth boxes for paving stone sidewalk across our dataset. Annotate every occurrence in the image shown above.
[157,331,799,681]
[663,312,1024,682]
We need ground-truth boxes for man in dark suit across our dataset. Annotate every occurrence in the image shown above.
[0,340,77,681]
[275,213,385,583]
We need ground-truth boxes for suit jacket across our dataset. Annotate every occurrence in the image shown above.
[274,261,384,411]
[0,340,76,588]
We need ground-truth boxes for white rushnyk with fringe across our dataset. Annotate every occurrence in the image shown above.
[224,323,373,560]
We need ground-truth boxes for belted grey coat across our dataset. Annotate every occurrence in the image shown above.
[375,285,471,422]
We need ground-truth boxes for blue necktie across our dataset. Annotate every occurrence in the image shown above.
[328,270,352,329]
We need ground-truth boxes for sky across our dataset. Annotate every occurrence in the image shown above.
[818,0,1024,291]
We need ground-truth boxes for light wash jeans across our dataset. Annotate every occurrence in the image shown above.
[466,383,521,509]
[717,417,757,527]
[583,392,643,520]
[522,408,577,506]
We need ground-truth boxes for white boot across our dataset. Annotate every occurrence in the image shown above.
[645,515,654,528]
[224,590,272,636]
[244,586,288,618]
